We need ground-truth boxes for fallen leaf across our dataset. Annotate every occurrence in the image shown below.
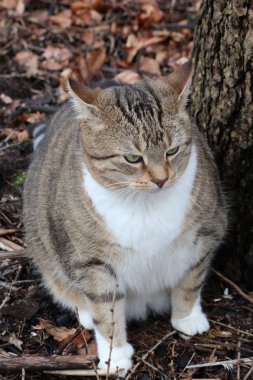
[16,0,25,15]
[34,319,93,354]
[8,334,23,351]
[0,93,13,104]
[28,10,49,24]
[70,1,93,11]
[125,33,168,63]
[25,112,44,124]
[1,333,23,351]
[49,9,72,29]
[139,56,160,75]
[14,51,39,75]
[1,0,16,10]
[0,127,12,138]
[73,8,102,26]
[35,320,77,342]
[114,70,141,84]
[77,339,97,355]
[40,46,72,71]
[1,0,25,12]
[137,2,164,26]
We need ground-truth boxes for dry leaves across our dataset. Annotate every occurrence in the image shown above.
[115,70,141,84]
[49,9,72,29]
[125,33,168,63]
[34,319,97,355]
[14,51,39,75]
[40,46,72,71]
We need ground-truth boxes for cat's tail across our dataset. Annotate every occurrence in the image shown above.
[28,122,47,151]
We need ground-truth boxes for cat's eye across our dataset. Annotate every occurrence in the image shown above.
[124,154,143,163]
[166,146,179,156]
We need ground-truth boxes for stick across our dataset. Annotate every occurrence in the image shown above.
[0,250,27,260]
[209,319,253,338]
[44,369,110,376]
[0,281,18,292]
[125,330,177,380]
[212,269,253,304]
[0,355,97,371]
[186,357,253,369]
[243,364,253,380]
[0,229,19,236]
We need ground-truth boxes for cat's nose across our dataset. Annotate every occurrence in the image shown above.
[152,177,168,188]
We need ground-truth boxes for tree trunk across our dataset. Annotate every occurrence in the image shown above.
[191,0,253,288]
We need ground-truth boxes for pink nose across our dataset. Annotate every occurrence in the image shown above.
[152,177,168,188]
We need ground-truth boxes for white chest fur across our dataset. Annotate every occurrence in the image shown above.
[83,145,197,293]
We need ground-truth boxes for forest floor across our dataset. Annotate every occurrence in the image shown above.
[0,1,253,379]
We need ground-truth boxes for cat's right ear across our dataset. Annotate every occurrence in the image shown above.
[67,78,101,119]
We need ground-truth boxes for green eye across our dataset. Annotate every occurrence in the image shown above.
[124,154,143,163]
[166,146,179,156]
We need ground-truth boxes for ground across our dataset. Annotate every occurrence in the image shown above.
[0,1,253,379]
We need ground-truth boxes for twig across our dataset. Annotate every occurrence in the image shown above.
[186,357,253,369]
[44,369,111,376]
[243,363,253,380]
[212,269,253,304]
[125,330,177,380]
[0,229,19,236]
[0,355,97,371]
[0,250,27,260]
[237,340,241,380]
[106,283,118,379]
[135,355,170,378]
[0,295,11,310]
[178,352,195,378]
[0,281,17,292]
[209,319,253,338]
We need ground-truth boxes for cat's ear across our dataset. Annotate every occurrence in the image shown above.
[163,60,192,106]
[67,78,101,119]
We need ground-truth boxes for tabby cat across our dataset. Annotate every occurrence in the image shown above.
[23,61,227,376]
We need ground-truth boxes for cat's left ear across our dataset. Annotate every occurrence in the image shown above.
[67,78,101,119]
[163,60,192,106]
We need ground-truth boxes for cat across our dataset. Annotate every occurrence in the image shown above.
[23,61,227,376]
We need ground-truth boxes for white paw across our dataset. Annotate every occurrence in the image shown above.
[171,297,210,339]
[171,311,210,339]
[98,343,133,377]
[96,329,133,377]
[78,309,94,330]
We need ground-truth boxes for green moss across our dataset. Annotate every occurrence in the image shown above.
[12,172,27,190]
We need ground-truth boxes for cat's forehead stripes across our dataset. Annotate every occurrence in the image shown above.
[112,85,167,148]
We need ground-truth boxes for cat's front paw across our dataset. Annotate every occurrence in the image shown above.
[98,343,134,377]
[171,311,210,339]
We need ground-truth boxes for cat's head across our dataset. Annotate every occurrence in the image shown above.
[68,61,193,192]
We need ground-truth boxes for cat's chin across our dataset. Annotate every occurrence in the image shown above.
[131,186,168,193]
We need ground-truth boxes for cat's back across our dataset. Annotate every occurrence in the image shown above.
[23,103,83,240]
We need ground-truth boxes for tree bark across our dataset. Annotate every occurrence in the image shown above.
[191,0,253,287]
